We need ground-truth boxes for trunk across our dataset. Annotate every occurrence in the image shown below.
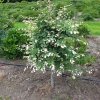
[51,70,54,88]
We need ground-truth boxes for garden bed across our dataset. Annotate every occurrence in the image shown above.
[0,35,100,100]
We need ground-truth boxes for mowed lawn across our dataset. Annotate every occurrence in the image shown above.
[84,21,100,35]
[13,22,28,28]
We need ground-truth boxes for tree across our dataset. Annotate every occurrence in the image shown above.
[26,0,88,88]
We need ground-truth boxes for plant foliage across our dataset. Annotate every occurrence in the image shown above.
[77,24,90,37]
[0,5,13,46]
[2,28,30,59]
[27,1,88,76]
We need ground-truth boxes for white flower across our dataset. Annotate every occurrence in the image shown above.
[65,54,67,56]
[56,17,60,20]
[63,7,67,11]
[60,65,64,70]
[51,65,55,71]
[57,72,62,76]
[75,48,78,50]
[24,67,27,72]
[51,20,55,23]
[33,58,37,61]
[26,45,29,50]
[51,26,55,29]
[44,55,47,58]
[43,48,48,52]
[74,31,79,34]
[35,40,37,43]
[72,50,76,55]
[81,54,85,57]
[31,67,36,73]
[72,75,75,79]
[77,72,82,76]
[55,34,59,37]
[71,25,75,28]
[75,24,79,27]
[75,55,80,58]
[44,20,48,22]
[44,62,48,66]
[70,31,73,34]
[70,59,75,64]
[41,67,46,73]
[61,45,66,48]
[83,42,87,45]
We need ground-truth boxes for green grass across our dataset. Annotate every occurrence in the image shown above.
[84,21,100,35]
[13,22,28,28]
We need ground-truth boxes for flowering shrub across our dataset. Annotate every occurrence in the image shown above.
[26,1,88,77]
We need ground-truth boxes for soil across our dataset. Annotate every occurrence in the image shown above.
[0,35,100,100]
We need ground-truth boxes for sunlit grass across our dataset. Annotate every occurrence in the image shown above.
[13,22,28,28]
[84,21,100,35]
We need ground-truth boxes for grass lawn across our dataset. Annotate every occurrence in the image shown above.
[13,22,28,29]
[84,21,100,35]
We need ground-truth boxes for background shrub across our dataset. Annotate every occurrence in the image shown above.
[0,6,13,46]
[2,28,30,59]
[81,13,94,21]
[0,28,5,46]
[12,12,19,20]
[22,10,39,17]
[82,7,99,18]
[77,24,90,37]
[16,15,25,22]
[76,1,86,12]
[0,12,13,56]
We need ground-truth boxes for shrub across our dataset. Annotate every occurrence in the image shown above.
[7,10,15,15]
[2,28,30,59]
[82,7,99,18]
[76,1,86,12]
[56,2,66,9]
[82,13,94,21]
[96,5,100,15]
[16,15,25,22]
[0,6,13,46]
[12,12,19,19]
[0,28,5,46]
[22,10,39,17]
[77,24,90,37]
[76,53,96,65]
[21,0,28,3]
